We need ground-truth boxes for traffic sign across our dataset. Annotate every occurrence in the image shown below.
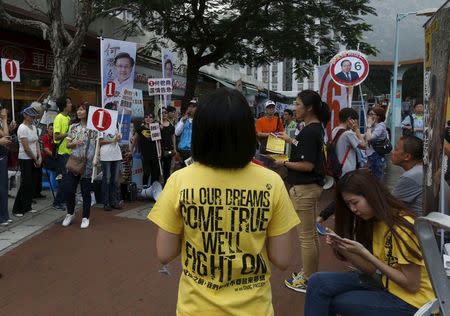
[87,106,118,134]
[329,50,369,87]
[1,58,20,82]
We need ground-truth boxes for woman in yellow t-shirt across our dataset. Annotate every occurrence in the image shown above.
[148,88,300,316]
[305,169,435,316]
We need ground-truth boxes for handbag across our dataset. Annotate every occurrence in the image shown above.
[66,131,91,175]
[371,137,392,155]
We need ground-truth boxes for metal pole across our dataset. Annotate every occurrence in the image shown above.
[391,13,400,148]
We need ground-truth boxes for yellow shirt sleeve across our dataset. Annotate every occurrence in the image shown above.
[147,174,183,235]
[393,221,424,267]
[267,177,300,237]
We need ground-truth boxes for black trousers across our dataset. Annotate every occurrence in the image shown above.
[161,156,173,184]
[143,158,160,185]
[12,159,38,214]
[33,165,42,197]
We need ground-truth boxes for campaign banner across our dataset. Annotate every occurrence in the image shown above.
[101,38,137,107]
[87,106,118,135]
[162,48,175,106]
[118,113,131,144]
[131,89,144,119]
[149,122,162,141]
[318,64,350,136]
[1,58,20,82]
[329,50,369,88]
[148,78,173,96]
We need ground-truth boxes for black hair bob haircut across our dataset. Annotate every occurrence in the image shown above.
[192,88,256,169]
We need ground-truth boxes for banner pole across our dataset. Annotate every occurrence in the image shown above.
[91,134,100,183]
[10,81,15,122]
[99,37,105,108]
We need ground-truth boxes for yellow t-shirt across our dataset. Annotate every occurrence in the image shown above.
[372,216,435,308]
[148,162,300,316]
[53,113,71,155]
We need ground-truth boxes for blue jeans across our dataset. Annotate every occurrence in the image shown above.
[0,156,9,223]
[368,152,385,181]
[54,154,69,205]
[101,160,120,207]
[305,272,417,316]
[65,172,92,219]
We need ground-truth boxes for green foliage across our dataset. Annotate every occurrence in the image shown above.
[117,0,377,99]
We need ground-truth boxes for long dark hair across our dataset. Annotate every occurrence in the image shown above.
[335,169,422,262]
[298,90,330,126]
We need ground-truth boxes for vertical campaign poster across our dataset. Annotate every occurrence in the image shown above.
[101,38,137,107]
[161,48,175,107]
[318,64,350,137]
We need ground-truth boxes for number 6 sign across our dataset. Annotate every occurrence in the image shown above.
[87,106,118,134]
[1,59,20,82]
[329,50,369,87]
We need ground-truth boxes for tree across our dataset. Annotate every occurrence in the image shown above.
[122,0,377,108]
[0,0,122,100]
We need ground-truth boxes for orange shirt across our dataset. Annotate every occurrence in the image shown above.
[256,116,284,134]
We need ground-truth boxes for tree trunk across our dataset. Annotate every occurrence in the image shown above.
[182,57,200,113]
[49,55,72,100]
[48,45,83,100]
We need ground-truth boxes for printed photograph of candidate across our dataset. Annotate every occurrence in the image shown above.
[101,38,137,107]
[113,52,135,96]
[335,59,360,82]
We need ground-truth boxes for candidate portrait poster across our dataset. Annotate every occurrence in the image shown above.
[161,48,175,107]
[318,64,350,136]
[101,38,137,107]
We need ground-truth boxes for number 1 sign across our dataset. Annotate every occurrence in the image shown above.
[1,58,21,122]
[87,106,118,135]
[1,59,20,82]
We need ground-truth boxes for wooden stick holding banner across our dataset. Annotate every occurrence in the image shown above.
[10,81,15,122]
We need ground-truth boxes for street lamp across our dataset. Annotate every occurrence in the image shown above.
[390,8,437,147]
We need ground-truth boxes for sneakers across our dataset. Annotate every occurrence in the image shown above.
[29,209,38,213]
[285,271,308,293]
[7,219,12,223]
[80,218,90,229]
[14,213,24,217]
[62,214,74,227]
[1,222,9,226]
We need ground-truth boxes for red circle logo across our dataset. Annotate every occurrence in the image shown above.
[329,51,369,87]
[105,81,116,97]
[92,109,112,131]
[5,59,17,80]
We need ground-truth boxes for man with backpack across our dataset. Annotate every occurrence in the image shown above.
[318,108,366,222]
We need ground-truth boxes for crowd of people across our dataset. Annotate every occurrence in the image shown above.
[146,88,435,316]
[0,96,200,229]
[0,87,437,315]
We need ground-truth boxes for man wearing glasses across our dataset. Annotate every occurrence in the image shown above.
[175,100,197,167]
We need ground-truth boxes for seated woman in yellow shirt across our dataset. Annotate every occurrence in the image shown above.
[305,169,435,316]
[148,88,300,316]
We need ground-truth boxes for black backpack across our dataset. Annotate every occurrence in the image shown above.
[325,129,351,180]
